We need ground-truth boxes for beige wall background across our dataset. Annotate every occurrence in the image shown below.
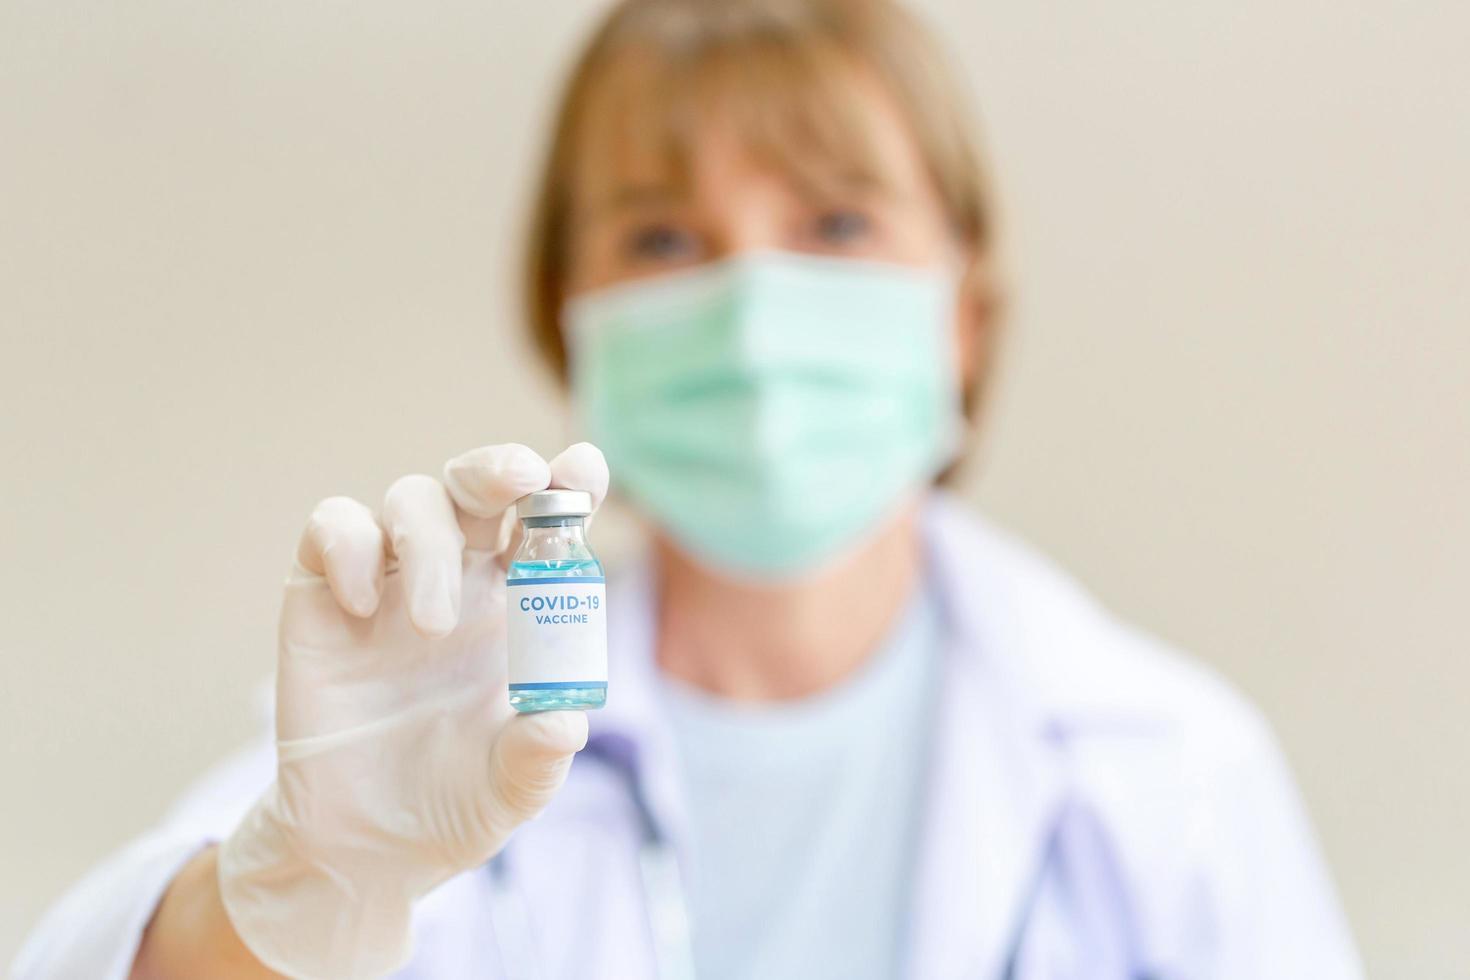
[3,0,1466,973]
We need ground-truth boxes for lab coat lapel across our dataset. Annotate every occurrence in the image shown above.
[592,499,1076,978]
[588,556,690,855]
[906,498,1069,979]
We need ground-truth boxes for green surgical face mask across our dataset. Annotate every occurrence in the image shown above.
[566,250,961,580]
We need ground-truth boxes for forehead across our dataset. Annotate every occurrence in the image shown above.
[567,40,931,210]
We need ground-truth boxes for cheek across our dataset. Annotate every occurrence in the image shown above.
[949,307,970,388]
[881,207,960,267]
[563,229,621,298]
[948,283,982,390]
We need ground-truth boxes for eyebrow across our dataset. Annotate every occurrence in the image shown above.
[584,183,688,217]
[577,167,897,224]
[799,171,890,200]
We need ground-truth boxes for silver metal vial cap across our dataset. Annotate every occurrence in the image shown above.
[515,488,593,520]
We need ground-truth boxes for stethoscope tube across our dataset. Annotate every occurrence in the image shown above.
[487,736,1062,980]
[487,735,695,980]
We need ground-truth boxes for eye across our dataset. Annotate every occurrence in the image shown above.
[625,223,697,262]
[813,208,872,246]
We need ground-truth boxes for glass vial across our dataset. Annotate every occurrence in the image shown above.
[506,489,608,712]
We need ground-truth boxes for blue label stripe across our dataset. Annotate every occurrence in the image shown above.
[506,576,606,587]
[509,681,609,691]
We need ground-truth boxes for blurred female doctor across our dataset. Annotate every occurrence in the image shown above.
[16,0,1361,977]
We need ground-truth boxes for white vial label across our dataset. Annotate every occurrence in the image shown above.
[506,578,608,687]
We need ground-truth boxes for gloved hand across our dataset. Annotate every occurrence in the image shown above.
[218,442,609,980]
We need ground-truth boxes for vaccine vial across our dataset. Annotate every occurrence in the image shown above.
[506,489,608,712]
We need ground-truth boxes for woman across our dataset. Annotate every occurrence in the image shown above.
[16,0,1360,977]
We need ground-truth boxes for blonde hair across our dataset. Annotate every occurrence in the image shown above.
[523,0,1001,428]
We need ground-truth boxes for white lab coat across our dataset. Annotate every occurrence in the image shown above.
[12,495,1362,978]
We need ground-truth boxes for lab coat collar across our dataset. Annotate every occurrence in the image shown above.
[589,556,691,855]
[906,493,1070,978]
[588,493,1134,975]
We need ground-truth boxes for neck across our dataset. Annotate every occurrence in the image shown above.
[654,502,925,701]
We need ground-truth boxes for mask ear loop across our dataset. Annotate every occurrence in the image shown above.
[940,240,1005,486]
[930,260,972,480]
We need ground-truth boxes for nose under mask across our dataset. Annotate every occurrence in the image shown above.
[565,249,962,580]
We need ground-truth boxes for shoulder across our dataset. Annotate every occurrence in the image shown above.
[928,493,1273,755]
[926,494,1303,858]
[928,499,1360,955]
[928,498,1360,967]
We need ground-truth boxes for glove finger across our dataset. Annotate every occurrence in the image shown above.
[443,443,552,551]
[500,441,611,559]
[381,475,465,637]
[547,442,610,511]
[485,710,589,831]
[296,496,386,617]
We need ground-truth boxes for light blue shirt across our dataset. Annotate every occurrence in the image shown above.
[659,585,941,980]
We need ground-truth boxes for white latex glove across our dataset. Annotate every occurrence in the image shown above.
[218,442,610,980]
